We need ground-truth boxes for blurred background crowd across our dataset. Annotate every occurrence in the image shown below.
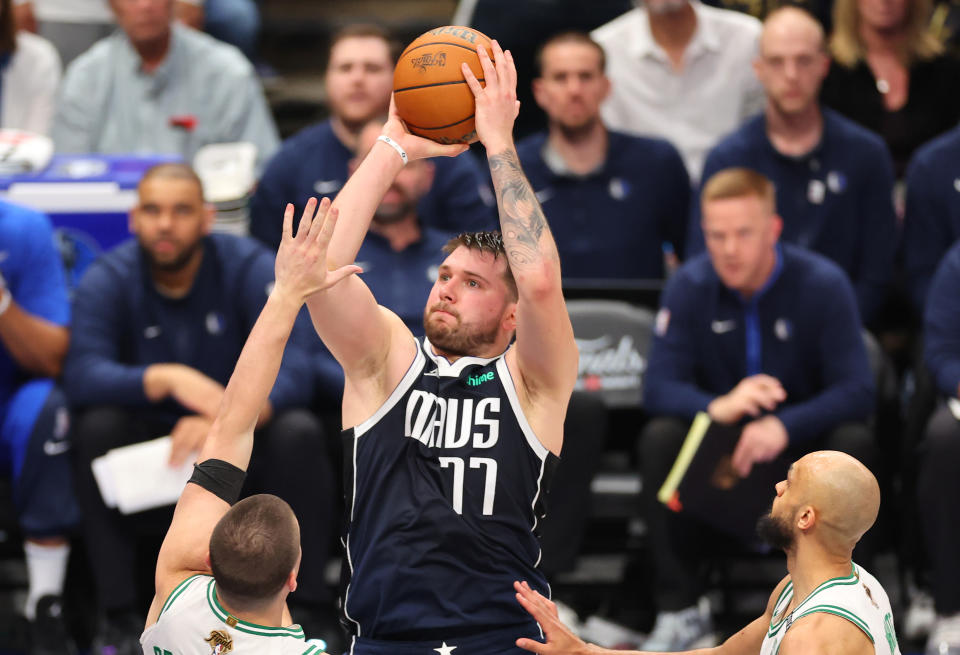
[0,0,958,653]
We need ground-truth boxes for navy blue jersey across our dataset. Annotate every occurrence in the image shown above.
[341,337,556,640]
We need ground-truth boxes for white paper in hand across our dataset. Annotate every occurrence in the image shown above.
[91,436,196,514]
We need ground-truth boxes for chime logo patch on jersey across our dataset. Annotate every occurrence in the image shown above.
[466,371,495,387]
[204,630,233,654]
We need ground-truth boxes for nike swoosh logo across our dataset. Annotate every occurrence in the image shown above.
[43,440,70,456]
[534,188,553,204]
[711,320,737,334]
[424,368,440,377]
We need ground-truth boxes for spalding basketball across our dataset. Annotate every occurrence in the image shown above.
[393,26,494,144]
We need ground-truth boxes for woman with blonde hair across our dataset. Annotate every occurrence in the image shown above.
[821,0,960,176]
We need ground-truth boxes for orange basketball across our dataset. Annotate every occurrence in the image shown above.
[393,26,494,144]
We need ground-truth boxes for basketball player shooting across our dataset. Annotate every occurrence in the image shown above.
[303,40,579,655]
[512,451,901,655]
[140,199,358,654]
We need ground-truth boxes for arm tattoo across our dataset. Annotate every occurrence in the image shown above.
[488,150,555,269]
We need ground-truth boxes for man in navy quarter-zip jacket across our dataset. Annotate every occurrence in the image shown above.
[638,168,876,652]
[684,7,897,327]
[62,164,338,655]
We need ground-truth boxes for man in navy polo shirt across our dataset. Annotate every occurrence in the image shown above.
[517,30,689,282]
[903,125,960,312]
[640,168,875,651]
[63,164,338,655]
[685,7,897,327]
[249,24,496,252]
[918,240,960,654]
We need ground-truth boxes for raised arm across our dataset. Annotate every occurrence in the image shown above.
[147,200,357,626]
[462,43,578,411]
[304,103,466,385]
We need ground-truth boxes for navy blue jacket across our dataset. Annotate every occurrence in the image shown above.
[517,129,689,280]
[686,110,897,325]
[904,126,960,312]
[249,120,496,250]
[644,244,874,442]
[924,240,960,397]
[64,234,314,421]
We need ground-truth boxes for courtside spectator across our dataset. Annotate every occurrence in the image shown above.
[249,24,495,252]
[687,7,897,326]
[0,0,60,135]
[920,240,960,655]
[821,0,960,176]
[592,0,764,182]
[903,125,960,312]
[63,164,337,655]
[640,168,875,650]
[51,0,278,172]
[518,31,689,281]
[0,199,80,655]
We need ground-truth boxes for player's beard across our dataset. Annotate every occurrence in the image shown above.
[756,507,795,552]
[423,303,501,357]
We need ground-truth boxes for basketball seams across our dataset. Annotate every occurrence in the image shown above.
[394,78,486,94]
[400,41,491,58]
[406,115,476,131]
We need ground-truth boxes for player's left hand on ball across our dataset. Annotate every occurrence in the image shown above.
[274,197,361,302]
[384,95,469,161]
[462,40,520,152]
[513,581,597,655]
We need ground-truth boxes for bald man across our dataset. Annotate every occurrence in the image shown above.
[513,451,901,655]
[685,6,896,327]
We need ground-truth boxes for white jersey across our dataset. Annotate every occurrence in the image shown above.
[141,574,316,655]
[761,563,900,655]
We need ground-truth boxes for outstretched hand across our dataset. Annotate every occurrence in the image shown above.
[513,581,598,655]
[382,95,470,161]
[462,39,520,152]
[274,197,361,303]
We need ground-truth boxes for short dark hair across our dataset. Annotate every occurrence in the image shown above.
[139,162,204,198]
[0,0,17,56]
[209,495,300,608]
[328,23,403,65]
[534,31,606,78]
[442,231,518,301]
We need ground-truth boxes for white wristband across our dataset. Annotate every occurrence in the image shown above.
[377,135,408,165]
[0,289,11,318]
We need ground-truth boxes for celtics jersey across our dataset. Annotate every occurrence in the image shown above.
[761,563,900,655]
[340,337,557,640]
[140,575,315,655]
